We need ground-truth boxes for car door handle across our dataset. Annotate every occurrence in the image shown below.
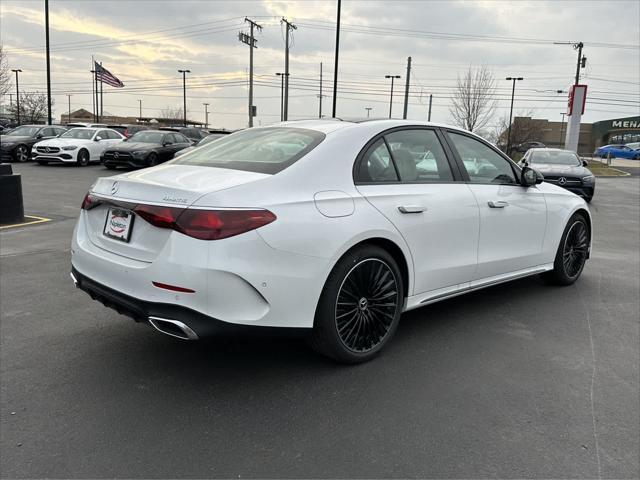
[398,205,426,214]
[488,201,509,208]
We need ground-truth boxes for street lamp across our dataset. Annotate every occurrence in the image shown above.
[505,76,523,155]
[203,102,210,129]
[559,112,566,146]
[384,75,401,119]
[178,69,191,126]
[11,69,22,124]
[365,107,373,118]
[138,99,142,121]
[275,72,289,121]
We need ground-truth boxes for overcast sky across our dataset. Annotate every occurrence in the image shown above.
[1,0,639,129]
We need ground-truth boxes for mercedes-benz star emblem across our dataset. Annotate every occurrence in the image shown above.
[110,181,119,195]
[558,177,567,185]
[114,152,119,159]
[44,146,50,153]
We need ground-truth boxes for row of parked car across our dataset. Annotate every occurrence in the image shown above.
[0,122,231,169]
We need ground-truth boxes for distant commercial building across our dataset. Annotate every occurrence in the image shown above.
[503,115,640,154]
[60,108,204,127]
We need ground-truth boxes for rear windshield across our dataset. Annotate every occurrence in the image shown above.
[171,127,325,174]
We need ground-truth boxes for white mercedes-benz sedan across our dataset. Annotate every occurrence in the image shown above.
[33,127,125,166]
[71,119,592,363]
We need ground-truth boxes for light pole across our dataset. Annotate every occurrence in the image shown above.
[11,69,22,124]
[66,94,72,122]
[275,72,287,121]
[178,69,190,126]
[385,75,401,119]
[203,103,210,129]
[138,99,142,121]
[559,113,566,146]
[365,107,372,118]
[505,76,523,156]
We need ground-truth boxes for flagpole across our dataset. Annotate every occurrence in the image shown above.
[99,62,104,120]
[94,61,99,122]
[91,56,96,122]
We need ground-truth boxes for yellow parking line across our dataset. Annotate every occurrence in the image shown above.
[0,215,52,230]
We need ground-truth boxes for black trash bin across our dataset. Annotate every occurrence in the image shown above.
[0,163,25,225]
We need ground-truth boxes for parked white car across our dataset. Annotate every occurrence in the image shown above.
[71,119,592,362]
[33,127,125,166]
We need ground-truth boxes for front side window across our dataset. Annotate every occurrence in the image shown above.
[355,139,398,183]
[61,128,96,140]
[171,127,325,174]
[448,132,517,185]
[385,129,453,182]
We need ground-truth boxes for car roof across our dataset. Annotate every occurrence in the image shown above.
[276,118,456,134]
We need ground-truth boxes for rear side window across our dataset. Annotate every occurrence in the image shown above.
[172,127,325,174]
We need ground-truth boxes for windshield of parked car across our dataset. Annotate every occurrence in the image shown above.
[5,126,41,136]
[128,131,165,144]
[61,129,96,140]
[530,150,581,166]
[171,127,325,174]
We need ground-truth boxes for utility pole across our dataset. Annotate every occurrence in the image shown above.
[11,69,21,124]
[332,0,341,118]
[66,94,72,122]
[554,41,585,85]
[281,17,297,121]
[505,76,524,156]
[178,69,190,126]
[45,0,52,125]
[559,113,566,145]
[318,62,324,119]
[403,56,411,119]
[385,74,401,119]
[365,107,372,118]
[203,102,209,128]
[138,99,142,121]
[275,73,286,121]
[239,18,262,127]
[428,94,433,121]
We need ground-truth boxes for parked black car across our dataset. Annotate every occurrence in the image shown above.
[101,130,191,169]
[172,131,231,158]
[159,126,208,144]
[0,124,67,162]
[520,148,595,202]
[107,124,150,138]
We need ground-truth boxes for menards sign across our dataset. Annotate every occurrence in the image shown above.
[611,119,639,129]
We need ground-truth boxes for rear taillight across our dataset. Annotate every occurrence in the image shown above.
[81,193,99,210]
[133,205,276,240]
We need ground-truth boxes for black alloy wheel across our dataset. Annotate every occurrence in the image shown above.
[541,213,590,285]
[147,153,158,166]
[77,149,90,166]
[562,220,589,279]
[335,259,399,353]
[310,245,404,363]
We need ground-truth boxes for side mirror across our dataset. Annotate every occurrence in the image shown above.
[36,133,43,139]
[521,166,543,187]
[582,159,588,166]
[94,136,102,141]
[163,141,173,146]
[521,159,528,166]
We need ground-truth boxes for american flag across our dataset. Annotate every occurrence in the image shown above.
[95,62,124,88]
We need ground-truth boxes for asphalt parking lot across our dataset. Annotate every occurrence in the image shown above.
[1,163,639,479]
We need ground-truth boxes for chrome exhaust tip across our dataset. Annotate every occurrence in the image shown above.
[148,316,198,340]
[70,271,79,287]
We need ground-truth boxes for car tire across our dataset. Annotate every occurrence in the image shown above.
[541,213,590,286]
[13,145,29,163]
[310,245,404,363]
[77,149,90,166]
[147,153,158,167]
[37,160,48,166]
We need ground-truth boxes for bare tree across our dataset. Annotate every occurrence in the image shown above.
[7,91,52,123]
[0,44,10,98]
[496,110,543,152]
[449,66,497,133]
[160,106,183,121]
